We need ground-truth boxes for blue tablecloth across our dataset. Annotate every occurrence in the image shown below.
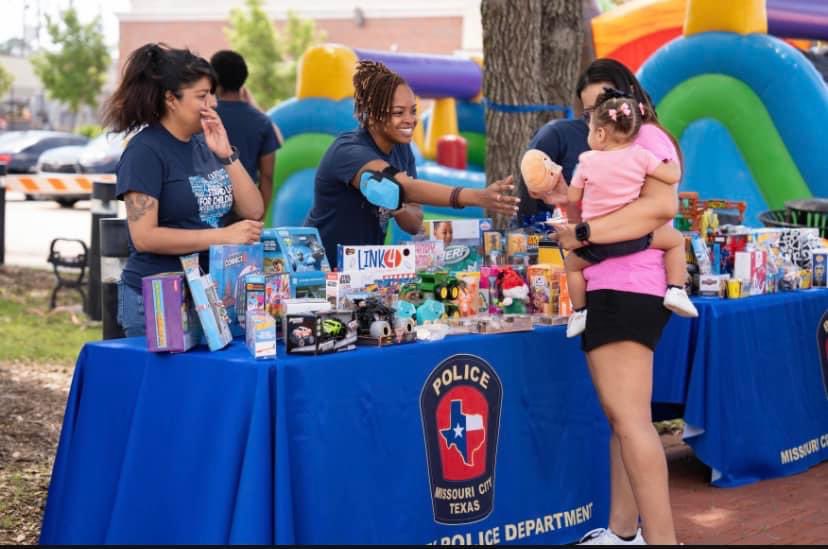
[41,325,631,545]
[39,290,828,543]
[682,290,828,487]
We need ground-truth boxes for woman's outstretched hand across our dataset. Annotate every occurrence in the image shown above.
[478,175,520,215]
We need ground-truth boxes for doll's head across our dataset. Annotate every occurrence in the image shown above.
[520,149,562,195]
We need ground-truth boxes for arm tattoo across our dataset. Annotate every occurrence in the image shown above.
[126,193,157,223]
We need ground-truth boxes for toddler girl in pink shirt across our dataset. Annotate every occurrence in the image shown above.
[565,92,697,338]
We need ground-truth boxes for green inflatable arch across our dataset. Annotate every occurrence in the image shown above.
[265,133,336,225]
[657,74,811,209]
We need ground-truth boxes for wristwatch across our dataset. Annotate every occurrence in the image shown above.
[575,222,591,244]
[219,146,240,166]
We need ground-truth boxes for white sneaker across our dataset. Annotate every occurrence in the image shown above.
[566,309,587,338]
[663,287,698,318]
[578,527,646,545]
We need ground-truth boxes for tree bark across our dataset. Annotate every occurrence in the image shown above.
[481,0,583,222]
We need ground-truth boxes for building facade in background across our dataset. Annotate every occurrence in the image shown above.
[117,0,483,71]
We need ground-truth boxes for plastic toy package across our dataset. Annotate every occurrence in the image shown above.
[209,243,264,336]
[141,272,202,353]
[180,253,233,352]
[285,310,357,354]
[261,228,287,274]
[236,273,266,330]
[274,227,331,273]
[245,310,276,359]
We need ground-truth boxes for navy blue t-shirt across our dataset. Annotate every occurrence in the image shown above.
[116,124,234,291]
[524,118,589,213]
[216,100,280,182]
[305,127,417,265]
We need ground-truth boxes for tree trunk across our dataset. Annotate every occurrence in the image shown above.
[481,0,583,222]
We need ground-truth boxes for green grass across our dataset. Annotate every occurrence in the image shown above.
[0,299,101,363]
[0,280,101,364]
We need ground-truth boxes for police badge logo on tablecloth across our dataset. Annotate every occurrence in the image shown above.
[420,354,502,524]
[817,310,828,398]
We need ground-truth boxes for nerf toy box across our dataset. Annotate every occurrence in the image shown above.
[180,253,233,351]
[337,244,416,287]
[209,244,264,336]
[141,272,202,353]
[418,218,492,274]
[245,310,277,359]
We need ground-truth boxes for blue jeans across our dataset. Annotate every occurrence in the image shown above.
[117,280,146,337]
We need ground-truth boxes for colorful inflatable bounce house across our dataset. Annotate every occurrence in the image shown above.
[265,44,488,238]
[596,0,828,224]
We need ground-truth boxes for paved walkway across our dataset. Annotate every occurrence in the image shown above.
[665,435,828,545]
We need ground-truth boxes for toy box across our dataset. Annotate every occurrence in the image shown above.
[811,249,828,287]
[141,272,202,353]
[274,227,330,273]
[326,272,361,309]
[337,244,416,287]
[733,250,767,296]
[290,271,327,299]
[285,310,358,354]
[235,273,266,330]
[454,271,481,317]
[418,218,491,273]
[411,240,445,272]
[264,273,291,319]
[556,271,572,316]
[527,264,555,315]
[209,244,263,336]
[261,228,287,274]
[698,274,728,297]
[180,253,233,351]
[245,310,276,359]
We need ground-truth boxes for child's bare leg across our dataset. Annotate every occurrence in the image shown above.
[651,226,687,288]
[565,252,592,310]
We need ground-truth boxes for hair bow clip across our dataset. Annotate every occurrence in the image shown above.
[638,102,646,116]
[620,103,632,117]
[608,108,618,121]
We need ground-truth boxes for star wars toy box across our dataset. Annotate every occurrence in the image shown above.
[141,272,202,353]
[180,253,233,351]
[245,310,277,360]
[336,244,417,288]
[417,218,492,274]
[209,244,264,336]
[261,228,287,275]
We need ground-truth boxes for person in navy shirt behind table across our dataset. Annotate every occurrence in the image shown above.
[210,50,281,219]
[102,43,265,337]
[306,60,521,265]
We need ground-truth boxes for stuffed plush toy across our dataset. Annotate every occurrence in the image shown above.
[520,149,562,196]
[498,268,529,314]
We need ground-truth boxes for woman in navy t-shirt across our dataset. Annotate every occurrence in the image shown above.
[306,60,521,264]
[102,43,265,336]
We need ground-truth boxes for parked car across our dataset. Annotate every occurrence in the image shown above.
[33,131,128,208]
[0,131,88,174]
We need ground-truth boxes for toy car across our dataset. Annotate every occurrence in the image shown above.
[352,296,397,337]
[321,317,347,339]
[290,326,315,347]
[419,271,460,301]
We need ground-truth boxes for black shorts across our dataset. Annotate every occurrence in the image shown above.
[574,234,653,264]
[581,289,672,353]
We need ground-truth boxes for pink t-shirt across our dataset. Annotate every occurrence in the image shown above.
[570,144,663,221]
[583,124,679,297]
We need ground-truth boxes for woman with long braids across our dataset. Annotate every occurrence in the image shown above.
[103,43,264,337]
[305,60,519,263]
